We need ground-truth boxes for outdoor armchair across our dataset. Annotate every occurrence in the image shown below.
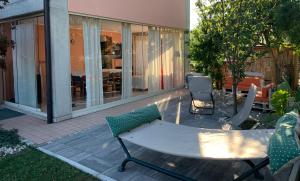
[187,75,215,115]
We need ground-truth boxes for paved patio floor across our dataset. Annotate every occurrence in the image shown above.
[0,89,188,144]
[38,91,273,181]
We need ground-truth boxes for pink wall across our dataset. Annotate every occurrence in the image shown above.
[68,0,187,29]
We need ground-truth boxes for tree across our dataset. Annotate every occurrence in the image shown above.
[189,24,224,89]
[192,0,300,114]
[194,0,265,114]
[0,0,9,9]
[0,0,11,69]
[274,0,300,52]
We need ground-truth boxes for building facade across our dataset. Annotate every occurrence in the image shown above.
[0,0,190,122]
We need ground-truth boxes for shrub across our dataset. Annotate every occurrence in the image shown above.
[0,128,21,147]
[277,81,291,92]
[271,89,290,116]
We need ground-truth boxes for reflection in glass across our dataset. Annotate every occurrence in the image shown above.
[101,20,122,103]
[69,16,86,110]
[0,17,47,112]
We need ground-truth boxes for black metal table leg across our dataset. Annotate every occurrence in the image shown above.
[117,137,196,181]
[244,160,264,180]
[234,158,269,181]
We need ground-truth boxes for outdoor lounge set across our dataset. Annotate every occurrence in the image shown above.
[224,74,275,111]
[105,75,300,181]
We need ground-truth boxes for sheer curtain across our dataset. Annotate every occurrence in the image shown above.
[173,31,184,88]
[82,17,103,107]
[12,19,37,108]
[148,27,161,92]
[161,28,174,90]
[122,23,132,99]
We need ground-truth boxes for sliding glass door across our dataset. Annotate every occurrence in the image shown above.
[69,16,87,110]
[12,19,37,108]
[101,20,123,103]
[69,15,185,112]
[0,17,47,112]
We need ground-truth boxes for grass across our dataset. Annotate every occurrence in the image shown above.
[0,128,21,147]
[0,128,99,181]
[0,147,99,181]
[259,113,280,129]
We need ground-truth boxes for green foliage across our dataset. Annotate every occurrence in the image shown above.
[295,88,300,102]
[189,25,224,89]
[277,81,292,92]
[0,33,13,69]
[194,0,273,113]
[0,34,10,56]
[261,113,280,129]
[274,0,300,53]
[0,147,99,181]
[271,89,290,116]
[0,128,21,147]
[0,0,9,9]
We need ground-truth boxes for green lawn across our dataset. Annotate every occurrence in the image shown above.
[0,146,99,181]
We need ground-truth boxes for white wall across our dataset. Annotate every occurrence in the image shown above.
[0,0,43,19]
[69,0,188,29]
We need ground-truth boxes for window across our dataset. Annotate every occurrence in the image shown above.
[69,16,86,110]
[0,17,47,112]
[68,15,185,111]
[101,20,123,103]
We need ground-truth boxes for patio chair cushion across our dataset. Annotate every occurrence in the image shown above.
[106,104,162,137]
[268,111,300,174]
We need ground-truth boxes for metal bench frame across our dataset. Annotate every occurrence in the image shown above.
[116,137,269,181]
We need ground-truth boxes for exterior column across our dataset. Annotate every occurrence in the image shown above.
[49,0,72,122]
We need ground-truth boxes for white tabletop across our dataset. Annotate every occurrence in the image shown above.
[120,120,274,160]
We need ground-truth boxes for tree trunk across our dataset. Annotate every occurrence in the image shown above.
[232,81,238,115]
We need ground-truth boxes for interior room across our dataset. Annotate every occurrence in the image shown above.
[101,20,123,103]
[0,17,47,112]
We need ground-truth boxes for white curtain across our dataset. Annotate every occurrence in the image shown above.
[12,19,37,108]
[161,29,174,90]
[132,34,148,90]
[173,31,185,88]
[82,18,103,107]
[148,27,161,92]
[122,23,132,99]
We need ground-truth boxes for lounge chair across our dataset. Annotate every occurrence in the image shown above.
[223,84,257,130]
[106,105,274,181]
[187,75,215,115]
